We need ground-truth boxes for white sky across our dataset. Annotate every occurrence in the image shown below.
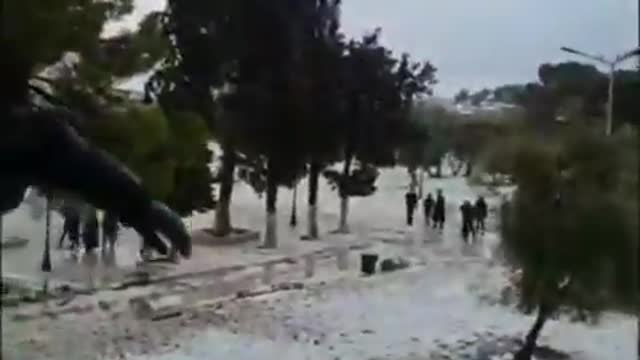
[115,0,638,98]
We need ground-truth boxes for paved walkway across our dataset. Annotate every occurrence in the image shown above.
[1,171,505,292]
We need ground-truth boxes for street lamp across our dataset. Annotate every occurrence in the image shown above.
[561,46,640,136]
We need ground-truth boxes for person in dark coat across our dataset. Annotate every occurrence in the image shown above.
[460,200,475,242]
[405,190,418,226]
[474,196,488,234]
[82,209,99,251]
[432,189,446,230]
[58,205,80,249]
[423,193,434,226]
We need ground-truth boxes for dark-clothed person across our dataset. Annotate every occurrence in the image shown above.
[405,191,418,226]
[423,193,434,226]
[474,196,488,233]
[432,189,446,230]
[460,200,475,242]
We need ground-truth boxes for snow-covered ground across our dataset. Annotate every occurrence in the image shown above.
[2,168,635,360]
[128,264,634,360]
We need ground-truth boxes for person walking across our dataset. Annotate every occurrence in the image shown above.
[474,196,488,234]
[423,193,434,226]
[460,200,475,242]
[432,189,446,231]
[405,190,418,226]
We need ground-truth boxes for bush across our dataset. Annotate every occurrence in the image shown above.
[498,127,638,359]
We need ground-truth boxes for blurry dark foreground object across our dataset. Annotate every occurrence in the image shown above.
[0,106,192,258]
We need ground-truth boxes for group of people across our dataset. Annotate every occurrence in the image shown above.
[404,188,489,242]
[58,205,120,252]
[404,189,446,229]
[459,196,487,242]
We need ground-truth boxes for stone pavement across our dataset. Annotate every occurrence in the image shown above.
[1,170,505,295]
[2,228,372,293]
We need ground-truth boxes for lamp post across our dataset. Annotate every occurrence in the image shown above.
[560,46,640,136]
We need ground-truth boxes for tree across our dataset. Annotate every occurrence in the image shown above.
[162,111,215,216]
[331,30,436,233]
[499,128,637,360]
[86,103,213,217]
[147,0,239,237]
[238,0,329,248]
[296,0,345,240]
[493,84,526,104]
[450,117,507,177]
[2,0,135,107]
[469,88,492,106]
[2,0,185,265]
[453,89,470,104]
[397,109,431,193]
[483,62,640,133]
[417,104,455,177]
[88,105,174,199]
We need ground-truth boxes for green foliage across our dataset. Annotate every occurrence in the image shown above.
[407,104,456,169]
[478,62,640,130]
[1,0,140,108]
[500,128,638,318]
[323,165,379,197]
[397,107,431,170]
[453,89,470,104]
[87,105,214,215]
[450,117,512,166]
[338,30,436,174]
[3,0,133,68]
[88,105,174,199]
[296,0,345,170]
[469,88,492,106]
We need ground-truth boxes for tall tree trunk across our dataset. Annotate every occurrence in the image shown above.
[289,183,298,227]
[0,214,4,244]
[263,159,278,248]
[41,192,52,272]
[435,160,442,178]
[515,303,551,360]
[306,160,321,239]
[212,144,237,237]
[337,155,352,234]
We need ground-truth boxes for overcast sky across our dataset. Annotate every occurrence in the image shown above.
[115,0,638,98]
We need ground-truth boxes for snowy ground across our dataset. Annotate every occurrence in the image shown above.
[2,168,635,360]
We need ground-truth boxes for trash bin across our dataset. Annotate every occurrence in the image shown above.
[361,253,378,275]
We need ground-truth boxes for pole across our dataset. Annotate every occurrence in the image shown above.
[606,64,615,136]
[41,192,52,273]
[289,183,297,227]
[41,191,52,302]
[560,46,640,136]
